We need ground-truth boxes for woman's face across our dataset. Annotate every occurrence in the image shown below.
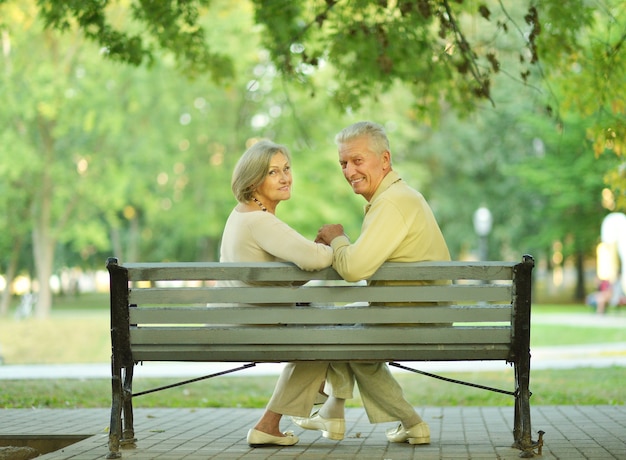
[254,152,292,208]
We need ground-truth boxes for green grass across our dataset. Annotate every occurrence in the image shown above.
[51,292,110,310]
[531,323,626,345]
[1,367,623,409]
[0,310,111,364]
[1,296,624,409]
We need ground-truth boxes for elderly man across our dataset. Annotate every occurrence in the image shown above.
[294,121,451,445]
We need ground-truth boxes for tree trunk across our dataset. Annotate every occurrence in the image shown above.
[32,113,56,318]
[32,210,55,318]
[0,237,24,316]
[111,227,123,261]
[574,250,586,301]
[0,282,11,317]
[127,215,140,262]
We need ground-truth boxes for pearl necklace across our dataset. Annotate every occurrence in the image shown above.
[252,197,267,212]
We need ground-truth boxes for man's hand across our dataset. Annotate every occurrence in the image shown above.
[316,224,345,245]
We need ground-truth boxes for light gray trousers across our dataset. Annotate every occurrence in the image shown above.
[266,361,418,424]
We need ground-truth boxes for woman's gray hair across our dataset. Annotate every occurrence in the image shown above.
[334,121,390,156]
[231,140,291,203]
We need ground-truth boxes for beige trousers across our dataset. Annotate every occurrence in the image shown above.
[266,361,418,424]
[266,362,329,417]
[326,362,419,424]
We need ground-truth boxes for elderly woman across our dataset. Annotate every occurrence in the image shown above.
[219,140,332,446]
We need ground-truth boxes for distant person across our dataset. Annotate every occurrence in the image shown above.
[610,278,626,308]
[293,121,451,445]
[587,276,626,314]
[219,140,333,447]
[586,279,613,314]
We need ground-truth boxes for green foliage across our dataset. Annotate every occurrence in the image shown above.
[1,0,625,313]
[10,0,623,164]
[512,114,621,258]
[31,0,234,80]
[21,0,552,115]
[537,1,626,201]
[250,0,510,114]
[530,1,596,64]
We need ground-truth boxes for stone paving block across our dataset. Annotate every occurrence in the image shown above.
[1,406,625,459]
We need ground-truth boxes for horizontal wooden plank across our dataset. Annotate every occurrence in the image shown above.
[373,261,515,281]
[129,304,513,325]
[127,262,332,283]
[124,261,516,283]
[130,326,511,346]
[130,344,512,362]
[129,284,512,305]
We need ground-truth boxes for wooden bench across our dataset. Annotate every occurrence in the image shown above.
[106,255,539,458]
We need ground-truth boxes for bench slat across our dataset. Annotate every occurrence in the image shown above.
[130,326,511,346]
[126,261,515,282]
[129,304,513,324]
[129,284,512,305]
[130,344,512,362]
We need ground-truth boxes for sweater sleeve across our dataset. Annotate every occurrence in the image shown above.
[331,196,409,282]
[253,213,333,271]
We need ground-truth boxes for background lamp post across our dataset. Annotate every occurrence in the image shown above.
[473,207,493,261]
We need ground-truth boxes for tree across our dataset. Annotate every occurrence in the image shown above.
[0,0,358,316]
[0,3,129,316]
[19,0,623,198]
[536,1,626,209]
[2,0,623,313]
[407,74,622,300]
[0,2,545,107]
[0,0,256,315]
[17,0,525,109]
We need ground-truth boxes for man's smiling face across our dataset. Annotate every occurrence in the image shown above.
[338,135,391,202]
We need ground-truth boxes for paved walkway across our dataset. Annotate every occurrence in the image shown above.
[1,406,625,459]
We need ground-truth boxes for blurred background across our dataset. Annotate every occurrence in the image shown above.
[1,0,624,324]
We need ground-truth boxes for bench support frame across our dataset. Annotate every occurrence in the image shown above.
[106,256,539,458]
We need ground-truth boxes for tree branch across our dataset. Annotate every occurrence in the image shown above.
[441,0,495,106]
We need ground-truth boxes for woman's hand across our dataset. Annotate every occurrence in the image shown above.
[316,224,345,245]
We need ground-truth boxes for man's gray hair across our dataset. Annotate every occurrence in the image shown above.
[334,121,390,156]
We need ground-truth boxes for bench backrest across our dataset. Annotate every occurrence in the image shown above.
[108,256,534,365]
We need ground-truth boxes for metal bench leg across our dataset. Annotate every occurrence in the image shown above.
[121,364,137,447]
[513,358,535,457]
[511,255,540,458]
[107,257,135,456]
[107,361,123,459]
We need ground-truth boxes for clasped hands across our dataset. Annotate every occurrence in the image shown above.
[315,224,345,246]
